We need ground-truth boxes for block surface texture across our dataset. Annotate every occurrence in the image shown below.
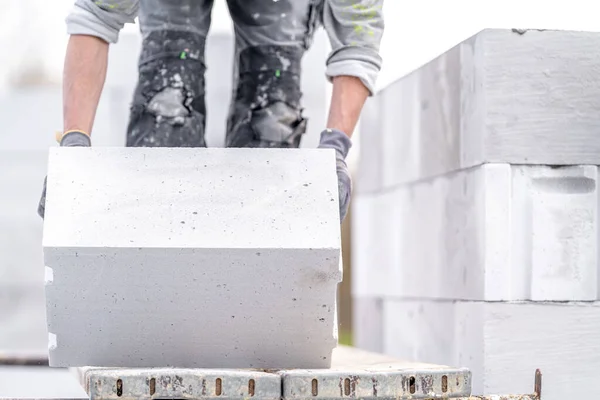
[358,28,600,192]
[383,299,600,400]
[353,163,600,301]
[42,147,342,368]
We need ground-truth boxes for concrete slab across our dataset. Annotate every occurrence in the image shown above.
[42,147,342,369]
[78,366,281,400]
[353,163,600,301]
[357,28,600,193]
[282,346,471,400]
[74,346,471,400]
[383,299,600,399]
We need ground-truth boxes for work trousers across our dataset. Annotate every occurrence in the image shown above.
[126,0,322,149]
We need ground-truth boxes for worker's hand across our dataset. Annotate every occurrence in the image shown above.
[318,128,352,223]
[37,131,91,219]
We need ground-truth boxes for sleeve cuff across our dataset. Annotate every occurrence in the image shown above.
[325,46,382,96]
[66,4,121,44]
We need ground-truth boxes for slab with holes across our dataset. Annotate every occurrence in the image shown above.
[75,367,281,400]
[72,346,472,400]
[281,346,471,400]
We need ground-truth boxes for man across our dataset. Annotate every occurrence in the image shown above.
[38,0,384,222]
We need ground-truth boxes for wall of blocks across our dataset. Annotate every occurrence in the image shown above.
[352,28,600,399]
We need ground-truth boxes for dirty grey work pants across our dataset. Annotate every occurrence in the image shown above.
[126,0,321,149]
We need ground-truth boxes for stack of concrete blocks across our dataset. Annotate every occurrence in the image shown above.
[42,146,342,369]
[352,28,600,399]
[0,27,328,358]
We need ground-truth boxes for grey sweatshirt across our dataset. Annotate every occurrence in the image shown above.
[65,0,384,95]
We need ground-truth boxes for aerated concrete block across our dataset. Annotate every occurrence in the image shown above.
[42,147,342,368]
[353,163,600,301]
[351,297,383,353]
[383,299,600,400]
[358,28,600,193]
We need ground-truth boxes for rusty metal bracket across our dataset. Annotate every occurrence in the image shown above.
[534,369,542,399]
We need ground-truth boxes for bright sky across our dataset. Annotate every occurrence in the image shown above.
[2,0,600,92]
[377,0,600,89]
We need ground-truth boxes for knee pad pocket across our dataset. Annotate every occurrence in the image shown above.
[227,45,307,148]
[127,31,207,147]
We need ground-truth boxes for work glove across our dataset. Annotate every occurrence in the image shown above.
[318,128,352,223]
[37,131,91,219]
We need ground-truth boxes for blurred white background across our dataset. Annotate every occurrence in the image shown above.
[1,0,600,397]
[2,0,600,161]
[2,0,600,91]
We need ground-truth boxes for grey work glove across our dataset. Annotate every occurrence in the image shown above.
[37,131,91,219]
[318,128,352,223]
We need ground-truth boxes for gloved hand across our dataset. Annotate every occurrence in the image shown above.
[318,128,352,223]
[37,131,91,219]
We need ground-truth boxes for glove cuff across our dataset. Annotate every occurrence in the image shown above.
[60,130,91,147]
[318,128,352,159]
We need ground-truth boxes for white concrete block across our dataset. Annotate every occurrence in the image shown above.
[383,299,600,400]
[353,164,600,301]
[358,28,600,193]
[42,147,342,368]
[352,297,383,353]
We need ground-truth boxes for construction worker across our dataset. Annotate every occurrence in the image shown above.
[37,0,384,223]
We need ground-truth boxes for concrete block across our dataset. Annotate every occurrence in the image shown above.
[351,297,383,353]
[383,299,600,400]
[358,28,600,193]
[351,193,401,301]
[42,147,342,368]
[353,163,600,301]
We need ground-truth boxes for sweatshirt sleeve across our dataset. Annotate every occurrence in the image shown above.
[321,0,384,96]
[65,0,139,44]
